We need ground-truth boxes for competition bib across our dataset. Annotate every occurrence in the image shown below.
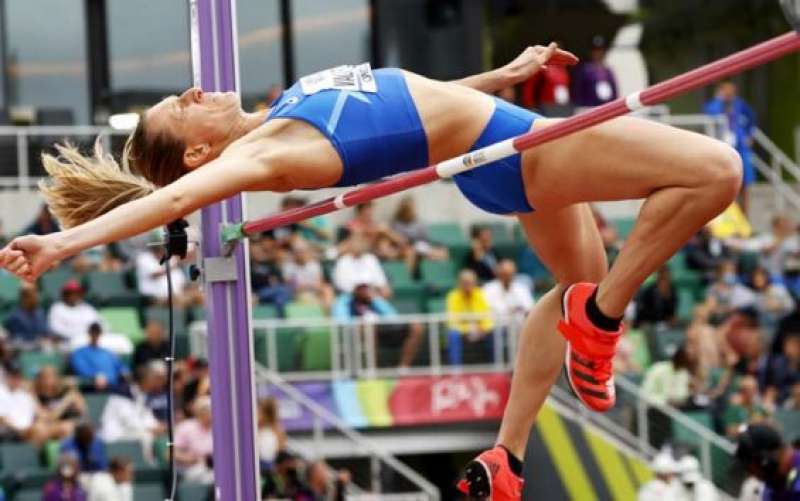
[300,63,378,95]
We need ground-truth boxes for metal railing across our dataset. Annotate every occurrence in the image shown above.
[257,366,440,500]
[190,312,741,493]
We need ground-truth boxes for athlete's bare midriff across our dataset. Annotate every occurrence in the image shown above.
[228,70,497,193]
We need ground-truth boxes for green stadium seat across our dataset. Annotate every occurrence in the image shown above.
[133,482,164,501]
[40,266,75,303]
[672,410,713,449]
[12,490,45,501]
[19,351,65,378]
[420,260,457,293]
[0,271,20,305]
[775,409,800,442]
[626,328,651,371]
[106,441,149,469]
[145,306,187,337]
[612,217,636,240]
[426,296,447,313]
[179,483,212,501]
[256,327,302,372]
[484,222,518,259]
[646,325,686,361]
[85,393,109,425]
[382,261,424,298]
[300,327,332,371]
[254,328,269,366]
[428,223,469,262]
[677,288,696,321]
[43,440,61,470]
[0,442,41,471]
[286,302,324,319]
[253,304,279,320]
[391,297,424,314]
[100,307,143,343]
[85,271,139,306]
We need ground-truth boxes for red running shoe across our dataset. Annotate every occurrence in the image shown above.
[457,445,524,500]
[557,283,623,413]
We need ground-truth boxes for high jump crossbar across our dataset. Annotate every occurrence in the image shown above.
[222,30,800,246]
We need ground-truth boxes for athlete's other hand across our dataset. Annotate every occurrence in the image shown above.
[503,42,578,84]
[4,234,60,283]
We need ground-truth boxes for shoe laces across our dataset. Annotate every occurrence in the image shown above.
[594,357,613,383]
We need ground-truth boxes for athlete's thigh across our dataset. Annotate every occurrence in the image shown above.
[520,116,735,210]
[516,203,607,285]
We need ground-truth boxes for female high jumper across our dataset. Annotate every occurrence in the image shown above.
[0,44,741,500]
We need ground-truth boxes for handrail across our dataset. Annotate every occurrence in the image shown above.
[616,376,736,454]
[256,366,441,500]
[753,127,800,181]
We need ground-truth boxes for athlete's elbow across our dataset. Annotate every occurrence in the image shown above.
[165,188,194,220]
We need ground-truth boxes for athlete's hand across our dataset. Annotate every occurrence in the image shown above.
[4,234,61,282]
[503,42,578,84]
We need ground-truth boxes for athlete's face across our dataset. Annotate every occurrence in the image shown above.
[146,87,242,165]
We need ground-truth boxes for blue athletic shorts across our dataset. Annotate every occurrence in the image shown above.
[453,98,541,215]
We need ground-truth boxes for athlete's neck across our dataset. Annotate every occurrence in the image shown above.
[234,109,270,137]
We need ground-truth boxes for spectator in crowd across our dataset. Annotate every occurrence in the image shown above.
[174,396,214,484]
[135,233,194,306]
[446,269,495,365]
[723,375,769,438]
[132,319,169,373]
[24,204,59,235]
[675,454,717,500]
[48,280,101,346]
[140,360,169,424]
[86,457,133,501]
[3,282,50,349]
[307,460,351,501]
[279,195,333,247]
[463,226,499,283]
[572,35,618,108]
[704,81,756,215]
[705,260,755,321]
[333,283,424,368]
[70,323,129,393]
[0,361,72,445]
[42,454,87,501]
[729,215,800,294]
[390,196,449,268]
[262,450,314,500]
[99,361,163,460]
[591,207,621,263]
[642,344,694,409]
[60,422,109,473]
[282,239,334,309]
[720,308,765,378]
[685,304,724,386]
[635,267,677,327]
[783,382,800,410]
[759,332,800,406]
[748,266,795,334]
[735,424,800,500]
[333,235,391,297]
[34,366,87,437]
[521,47,571,112]
[181,358,210,418]
[482,259,534,322]
[684,227,730,284]
[637,452,678,500]
[257,398,287,469]
[249,233,293,316]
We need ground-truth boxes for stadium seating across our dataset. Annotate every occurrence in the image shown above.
[145,306,187,337]
[420,260,456,293]
[100,306,143,342]
[39,267,75,304]
[19,351,64,378]
[106,441,149,469]
[85,271,140,307]
[85,393,110,425]
[672,410,713,450]
[133,482,165,501]
[427,223,469,262]
[775,409,800,442]
[0,272,20,307]
[179,482,212,501]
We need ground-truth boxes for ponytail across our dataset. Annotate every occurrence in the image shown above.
[38,139,155,229]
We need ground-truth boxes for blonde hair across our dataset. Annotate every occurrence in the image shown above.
[38,115,187,229]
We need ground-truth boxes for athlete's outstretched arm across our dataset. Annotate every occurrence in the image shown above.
[0,146,276,281]
[452,42,577,94]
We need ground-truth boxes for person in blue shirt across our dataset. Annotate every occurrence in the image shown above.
[2,282,50,349]
[60,422,108,473]
[69,322,129,393]
[704,81,757,215]
[333,283,423,368]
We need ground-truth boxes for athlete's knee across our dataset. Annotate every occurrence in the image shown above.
[698,142,743,204]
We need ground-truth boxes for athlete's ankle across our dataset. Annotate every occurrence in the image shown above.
[586,286,622,332]
[498,444,524,476]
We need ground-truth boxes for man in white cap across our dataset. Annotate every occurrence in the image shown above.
[675,454,718,501]
[638,451,680,501]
